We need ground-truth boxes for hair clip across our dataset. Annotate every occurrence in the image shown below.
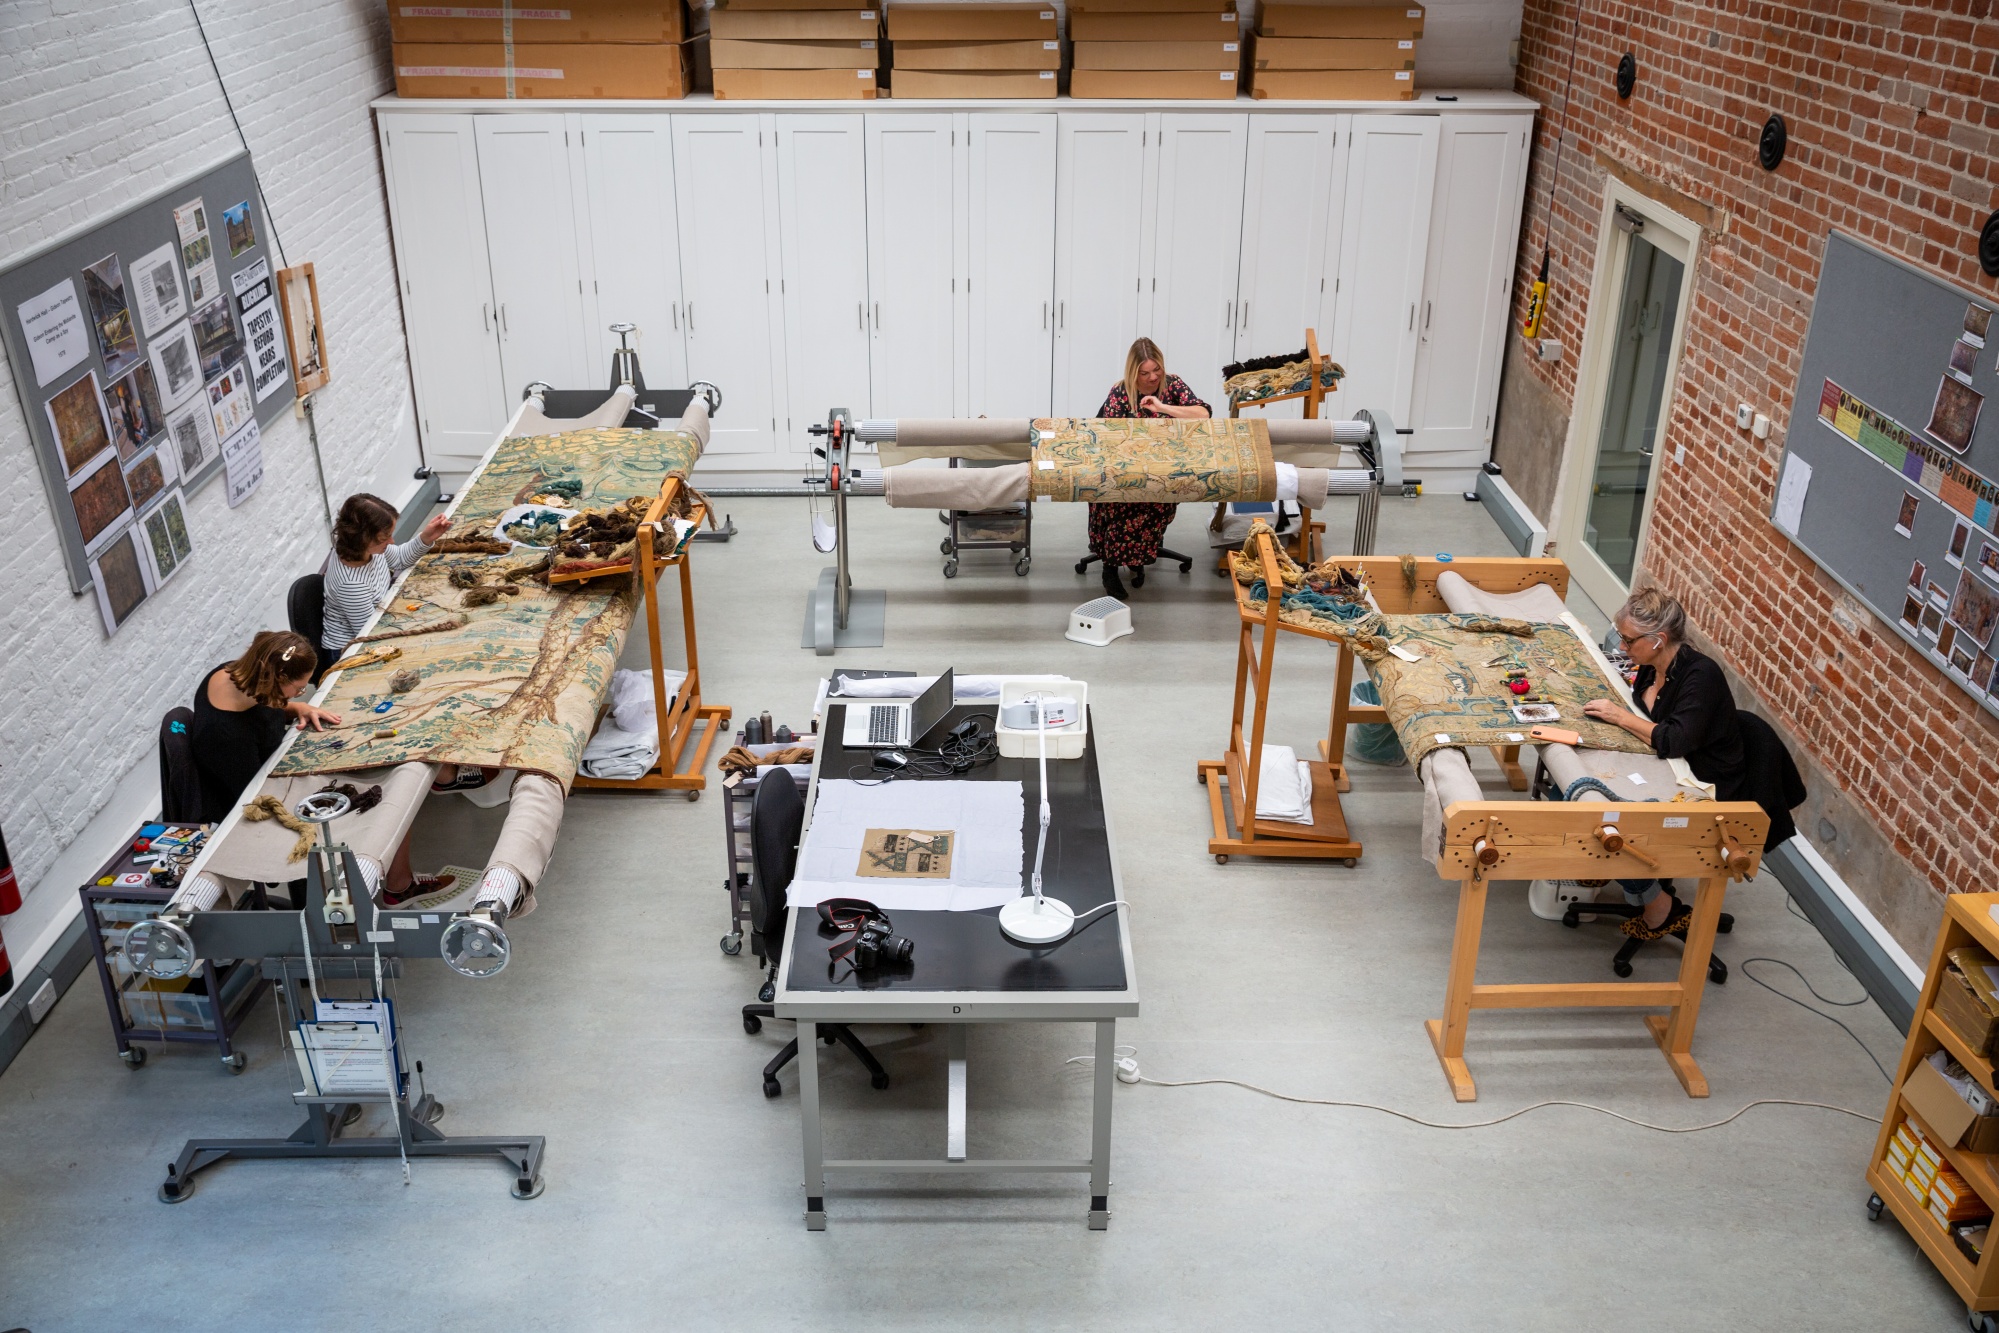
[281,646,296,661]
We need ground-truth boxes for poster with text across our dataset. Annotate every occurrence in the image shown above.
[129,242,186,336]
[173,198,219,307]
[242,296,289,402]
[17,277,86,387]
[222,417,262,507]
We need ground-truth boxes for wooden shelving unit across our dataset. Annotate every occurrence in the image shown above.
[1867,892,1999,1324]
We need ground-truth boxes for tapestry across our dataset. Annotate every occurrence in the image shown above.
[1027,417,1275,503]
[274,428,701,790]
[1365,614,1656,769]
[1225,358,1345,408]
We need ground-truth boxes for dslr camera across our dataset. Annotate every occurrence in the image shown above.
[852,915,914,970]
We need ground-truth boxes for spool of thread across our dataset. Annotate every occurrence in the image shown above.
[760,711,774,742]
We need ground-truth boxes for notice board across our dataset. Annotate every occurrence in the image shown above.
[1772,232,1999,718]
[0,153,294,602]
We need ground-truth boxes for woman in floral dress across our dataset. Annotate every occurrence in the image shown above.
[1090,337,1211,599]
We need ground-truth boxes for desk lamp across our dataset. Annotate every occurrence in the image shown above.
[998,696,1075,945]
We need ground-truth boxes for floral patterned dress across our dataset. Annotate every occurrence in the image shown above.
[1088,375,1212,569]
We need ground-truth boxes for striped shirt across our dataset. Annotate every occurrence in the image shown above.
[321,535,432,655]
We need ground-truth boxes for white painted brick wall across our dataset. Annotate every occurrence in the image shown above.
[0,0,421,922]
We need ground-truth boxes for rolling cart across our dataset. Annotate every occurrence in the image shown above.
[940,456,1032,578]
[719,744,814,955]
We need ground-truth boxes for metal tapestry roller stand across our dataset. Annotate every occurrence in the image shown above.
[123,792,544,1203]
[802,408,887,655]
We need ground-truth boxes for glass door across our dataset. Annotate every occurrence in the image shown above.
[1561,206,1693,613]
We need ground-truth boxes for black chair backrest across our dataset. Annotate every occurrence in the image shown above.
[158,707,206,824]
[287,573,328,681]
[747,772,806,967]
[1736,710,1806,851]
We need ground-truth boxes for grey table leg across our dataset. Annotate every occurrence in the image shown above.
[947,1024,968,1162]
[1089,1018,1114,1230]
[800,1019,827,1230]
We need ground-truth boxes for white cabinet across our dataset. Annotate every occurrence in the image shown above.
[671,114,785,456]
[865,115,961,418]
[577,115,687,391]
[1327,114,1439,421]
[1408,114,1532,467]
[1147,113,1247,411]
[474,116,593,400]
[1234,114,1346,418]
[776,114,872,445]
[379,114,507,468]
[1053,113,1151,416]
[965,114,1057,419]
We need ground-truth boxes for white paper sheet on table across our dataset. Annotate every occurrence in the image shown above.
[791,778,1024,912]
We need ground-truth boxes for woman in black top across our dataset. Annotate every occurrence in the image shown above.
[1582,588,1744,938]
[189,631,341,824]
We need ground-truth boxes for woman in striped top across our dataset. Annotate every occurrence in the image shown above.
[321,493,451,656]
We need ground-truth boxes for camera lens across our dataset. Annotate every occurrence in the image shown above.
[887,934,914,963]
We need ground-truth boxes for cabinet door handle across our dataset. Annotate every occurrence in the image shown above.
[1059,301,1065,329]
[482,303,490,333]
[1225,302,1232,329]
[858,302,864,331]
[672,303,679,329]
[1424,300,1432,331]
[687,303,695,333]
[1242,300,1249,328]
[1408,304,1415,331]
[1043,301,1048,330]
[874,302,881,330]
[500,304,509,334]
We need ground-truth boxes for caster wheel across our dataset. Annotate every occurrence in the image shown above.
[1708,958,1729,985]
[1131,566,1145,588]
[943,561,959,579]
[1015,557,1031,576]
[823,1033,838,1045]
[1717,912,1735,935]
[159,1176,191,1204]
[1561,913,1581,929]
[870,1073,890,1091]
[512,1175,546,1201]
[1074,560,1089,575]
[1343,858,1358,868]
[121,1046,147,1069]
[721,933,743,955]
[223,1053,246,1073]
[1970,1314,1995,1333]
[1613,959,1633,978]
[940,538,954,554]
[1215,854,1229,865]
[1866,1192,1884,1221]
[685,789,701,802]
[1178,558,1193,573]
[743,1013,762,1034]
[763,1079,783,1099]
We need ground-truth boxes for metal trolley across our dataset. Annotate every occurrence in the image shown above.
[940,457,1032,579]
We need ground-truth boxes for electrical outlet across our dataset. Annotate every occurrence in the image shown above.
[27,978,57,1025]
[1753,413,1772,439]
[1735,403,1754,429]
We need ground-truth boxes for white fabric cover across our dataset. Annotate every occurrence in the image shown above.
[1434,569,1569,622]
[791,778,1025,912]
[1253,744,1315,824]
[1419,748,1486,862]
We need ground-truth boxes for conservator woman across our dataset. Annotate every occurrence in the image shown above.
[1089,337,1210,600]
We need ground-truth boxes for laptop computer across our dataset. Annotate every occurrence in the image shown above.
[840,669,954,749]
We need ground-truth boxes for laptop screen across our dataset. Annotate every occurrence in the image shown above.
[908,668,955,748]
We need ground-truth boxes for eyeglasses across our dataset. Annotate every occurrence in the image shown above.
[1615,629,1659,647]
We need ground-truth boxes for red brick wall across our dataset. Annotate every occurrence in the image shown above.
[1507,0,1999,905]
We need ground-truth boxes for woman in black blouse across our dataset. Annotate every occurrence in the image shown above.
[1091,337,1211,600]
[1582,588,1745,939]
[189,631,341,824]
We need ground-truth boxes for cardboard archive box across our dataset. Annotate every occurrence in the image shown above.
[1069,68,1239,98]
[883,4,1058,40]
[712,65,880,95]
[1069,0,1235,9]
[1905,1055,1999,1157]
[1938,948,1999,1056]
[391,40,696,97]
[889,69,1058,95]
[386,1,688,43]
[1072,39,1241,69]
[711,37,881,67]
[892,38,1062,69]
[1249,67,1412,98]
[1249,35,1415,68]
[708,8,881,39]
[1255,3,1424,39]
[1069,10,1241,39]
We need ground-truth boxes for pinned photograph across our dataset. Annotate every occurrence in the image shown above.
[104,364,167,463]
[190,296,242,381]
[166,399,220,478]
[81,253,140,378]
[1895,492,1920,536]
[161,489,192,562]
[46,369,113,476]
[1947,569,1999,651]
[1952,642,1977,676]
[174,197,219,306]
[223,200,256,258]
[1949,518,1973,567]
[1950,338,1981,384]
[1925,375,1984,454]
[1985,653,1999,696]
[89,522,155,636]
[1968,303,1994,350]
[66,448,133,556]
[142,491,192,587]
[1900,593,1923,630]
[207,360,253,440]
[1922,603,1945,639]
[1908,559,1926,590]
[1940,622,1958,657]
[122,446,172,513]
[129,242,186,336]
[1980,542,1999,578]
[1977,651,1998,694]
[147,320,201,409]
[1929,579,1952,609]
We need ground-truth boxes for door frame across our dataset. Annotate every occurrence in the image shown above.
[1547,177,1702,615]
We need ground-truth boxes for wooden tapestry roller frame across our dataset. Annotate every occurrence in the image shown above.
[1432,801,1768,1102]
[1226,327,1333,564]
[552,472,730,796]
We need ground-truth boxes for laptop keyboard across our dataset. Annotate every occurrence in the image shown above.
[868,705,899,744]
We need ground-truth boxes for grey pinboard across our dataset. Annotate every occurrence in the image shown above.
[1772,231,1999,717]
[0,153,294,593]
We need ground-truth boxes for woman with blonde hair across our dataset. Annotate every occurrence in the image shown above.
[1088,336,1210,599]
[187,630,340,824]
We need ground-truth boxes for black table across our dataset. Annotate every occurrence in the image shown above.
[774,700,1139,1230]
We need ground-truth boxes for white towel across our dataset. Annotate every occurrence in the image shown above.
[609,667,685,733]
[1254,745,1316,824]
[580,722,658,781]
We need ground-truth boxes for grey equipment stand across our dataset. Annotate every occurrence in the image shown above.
[130,793,544,1203]
[801,407,886,655]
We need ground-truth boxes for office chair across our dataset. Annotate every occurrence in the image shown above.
[738,770,891,1099]
[158,707,207,824]
[286,573,329,683]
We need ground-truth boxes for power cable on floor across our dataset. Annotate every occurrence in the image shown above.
[1729,953,1894,1085]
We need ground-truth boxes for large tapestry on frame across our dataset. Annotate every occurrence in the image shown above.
[1027,417,1276,503]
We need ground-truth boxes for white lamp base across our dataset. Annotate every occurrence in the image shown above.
[999,895,1076,945]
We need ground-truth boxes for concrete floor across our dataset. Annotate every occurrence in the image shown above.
[0,493,1962,1331]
